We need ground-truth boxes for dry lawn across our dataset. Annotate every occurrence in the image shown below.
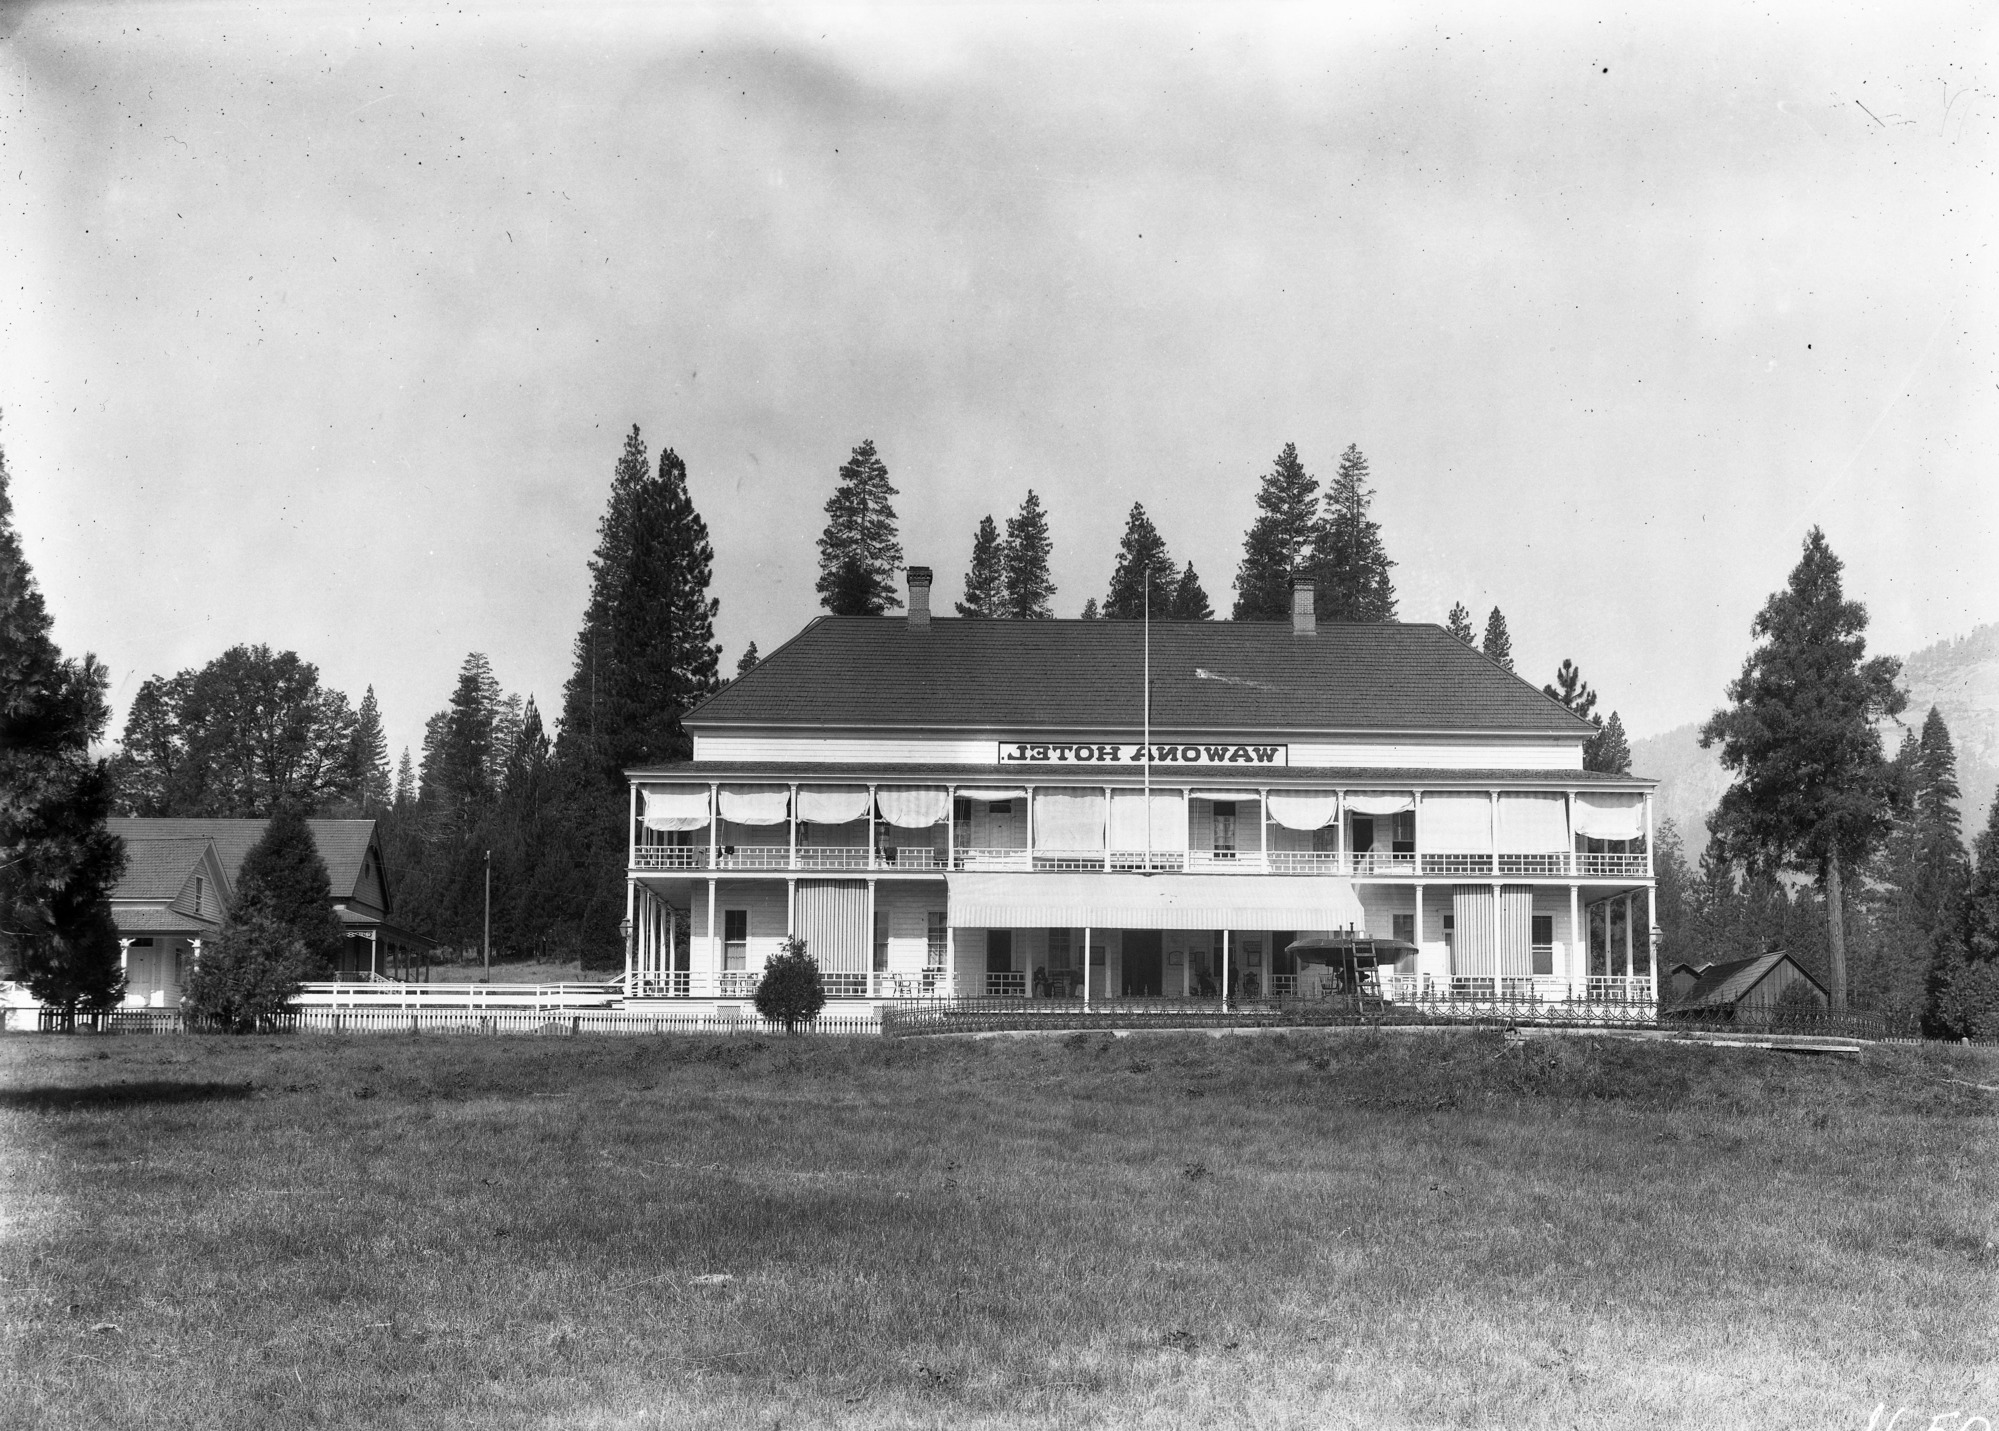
[1,1027,1994,1429]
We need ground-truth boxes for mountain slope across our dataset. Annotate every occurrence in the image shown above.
[1632,623,1999,851]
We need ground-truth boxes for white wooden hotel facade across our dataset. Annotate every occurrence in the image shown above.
[625,572,1659,1011]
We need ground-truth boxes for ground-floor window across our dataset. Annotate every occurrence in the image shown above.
[723,909,748,970]
[1531,914,1554,976]
[925,912,947,971]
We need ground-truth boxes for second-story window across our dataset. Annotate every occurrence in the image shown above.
[193,876,204,915]
[1213,801,1237,854]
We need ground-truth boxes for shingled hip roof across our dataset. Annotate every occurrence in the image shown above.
[687,617,1598,735]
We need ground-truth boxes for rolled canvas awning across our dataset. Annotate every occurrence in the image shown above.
[947,873,1365,931]
[641,784,711,831]
[1574,792,1645,841]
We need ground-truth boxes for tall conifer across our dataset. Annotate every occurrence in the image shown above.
[1170,562,1213,620]
[350,687,392,815]
[815,439,904,615]
[1000,490,1056,619]
[1313,444,1397,622]
[551,430,722,962]
[0,439,125,1017]
[1699,527,1906,1009]
[1481,608,1514,672]
[1445,602,1476,646]
[955,515,1005,618]
[1232,443,1319,620]
[1103,503,1178,620]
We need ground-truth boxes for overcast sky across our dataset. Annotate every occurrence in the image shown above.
[4,2,1993,765]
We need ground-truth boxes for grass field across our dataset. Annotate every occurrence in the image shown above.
[2,1028,1994,1429]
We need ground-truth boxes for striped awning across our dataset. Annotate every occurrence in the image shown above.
[946,873,1365,931]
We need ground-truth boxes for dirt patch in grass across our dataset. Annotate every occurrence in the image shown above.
[2,1029,1994,1429]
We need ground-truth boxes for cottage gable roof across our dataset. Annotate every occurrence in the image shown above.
[691,618,1596,735]
[112,838,220,904]
[1670,951,1826,1013]
[106,818,387,914]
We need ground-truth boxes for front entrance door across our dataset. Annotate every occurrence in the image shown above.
[986,929,1013,974]
[1122,930,1163,996]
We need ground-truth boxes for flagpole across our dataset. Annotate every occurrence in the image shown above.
[1143,577,1152,871]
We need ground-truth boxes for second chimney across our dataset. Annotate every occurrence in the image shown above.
[907,566,933,628]
[1291,575,1316,636]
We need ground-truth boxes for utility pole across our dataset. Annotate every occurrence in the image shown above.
[483,849,492,982]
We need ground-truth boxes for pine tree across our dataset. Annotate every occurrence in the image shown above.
[229,802,346,973]
[736,643,760,677]
[1232,443,1319,620]
[1103,503,1178,620]
[1170,562,1213,620]
[1481,608,1514,672]
[350,687,392,815]
[1079,598,1100,620]
[815,439,904,615]
[1000,490,1056,619]
[1699,527,1906,1010]
[181,911,314,1033]
[1912,707,1971,930]
[1932,789,1999,1037]
[955,515,1005,618]
[1544,660,1598,721]
[0,439,126,1019]
[1587,711,1632,776]
[552,432,723,964]
[393,749,416,809]
[1312,444,1397,622]
[1444,603,1476,645]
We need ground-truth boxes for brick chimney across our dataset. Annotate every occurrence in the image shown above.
[907,566,933,628]
[1291,575,1316,636]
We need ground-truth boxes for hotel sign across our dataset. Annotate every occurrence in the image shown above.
[997,741,1288,767]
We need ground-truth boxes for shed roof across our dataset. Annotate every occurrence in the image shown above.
[691,618,1598,736]
[1669,951,1826,1013]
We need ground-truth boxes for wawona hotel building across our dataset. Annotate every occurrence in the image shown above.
[624,572,1658,1012]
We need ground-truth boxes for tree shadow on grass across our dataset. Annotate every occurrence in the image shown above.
[0,1081,256,1112]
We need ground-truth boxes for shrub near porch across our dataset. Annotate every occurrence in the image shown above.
[1,1031,1993,1429]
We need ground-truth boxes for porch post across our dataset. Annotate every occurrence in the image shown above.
[946,785,957,871]
[1335,789,1346,873]
[1565,791,1576,877]
[1647,884,1659,1006]
[947,919,957,996]
[628,780,638,869]
[707,877,718,991]
[1568,883,1581,1000]
[1413,790,1424,877]
[868,784,878,870]
[1623,892,1634,981]
[369,930,379,980]
[1103,784,1112,871]
[708,782,719,870]
[788,784,799,869]
[1259,787,1269,872]
[1644,792,1655,874]
[1413,883,1424,996]
[623,873,636,987]
[1222,927,1230,1008]
[1489,789,1499,878]
[1083,925,1092,1008]
[118,938,131,983]
[865,876,877,997]
[786,878,796,938]
[1025,785,1035,863]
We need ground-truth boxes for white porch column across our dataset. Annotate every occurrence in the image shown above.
[946,785,957,871]
[868,784,878,870]
[1413,883,1425,994]
[1222,927,1231,1007]
[1644,793,1655,874]
[1488,789,1499,878]
[708,782,719,870]
[1413,790,1424,877]
[1025,785,1035,862]
[627,780,638,868]
[369,930,379,980]
[865,876,877,996]
[1568,884,1582,1000]
[1335,789,1346,872]
[1259,787,1269,872]
[1647,885,1659,1006]
[788,784,799,869]
[623,873,636,986]
[1565,791,1576,878]
[1103,784,1112,871]
[1083,925,1092,1008]
[1624,892,1635,980]
[786,878,796,938]
[118,939,131,992]
[706,877,719,987]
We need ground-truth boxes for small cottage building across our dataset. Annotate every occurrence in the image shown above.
[1664,950,1828,1023]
